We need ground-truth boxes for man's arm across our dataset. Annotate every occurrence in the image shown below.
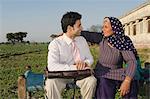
[82,37,94,67]
[47,40,76,71]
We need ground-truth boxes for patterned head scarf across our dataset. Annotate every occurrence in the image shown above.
[103,17,138,58]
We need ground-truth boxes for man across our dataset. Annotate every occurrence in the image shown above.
[45,11,96,99]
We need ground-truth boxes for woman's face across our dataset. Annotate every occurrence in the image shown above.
[102,18,114,37]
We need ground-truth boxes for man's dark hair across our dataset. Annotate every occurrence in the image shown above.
[61,11,82,33]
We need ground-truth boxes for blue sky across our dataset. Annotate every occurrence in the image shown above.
[0,0,147,42]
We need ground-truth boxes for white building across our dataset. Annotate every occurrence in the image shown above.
[119,1,150,48]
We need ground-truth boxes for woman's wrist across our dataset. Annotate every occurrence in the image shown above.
[124,76,132,83]
[124,79,131,83]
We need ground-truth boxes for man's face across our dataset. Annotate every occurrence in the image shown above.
[72,19,83,36]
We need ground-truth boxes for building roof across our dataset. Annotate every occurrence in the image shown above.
[119,1,150,19]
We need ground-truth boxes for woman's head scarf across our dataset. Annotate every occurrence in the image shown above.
[103,17,138,58]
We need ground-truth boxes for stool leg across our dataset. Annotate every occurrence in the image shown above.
[18,76,26,99]
[72,79,77,99]
[72,86,76,99]
[145,81,150,99]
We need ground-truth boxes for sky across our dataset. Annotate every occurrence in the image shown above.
[0,0,147,42]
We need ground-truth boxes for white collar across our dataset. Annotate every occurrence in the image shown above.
[63,33,74,45]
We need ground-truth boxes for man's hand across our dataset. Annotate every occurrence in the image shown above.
[75,61,88,70]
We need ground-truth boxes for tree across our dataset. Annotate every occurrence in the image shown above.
[88,24,102,32]
[15,32,27,42]
[6,33,15,44]
[6,32,28,44]
[50,34,58,39]
[50,33,64,41]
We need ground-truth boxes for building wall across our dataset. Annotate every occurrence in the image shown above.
[119,2,150,48]
[120,4,150,24]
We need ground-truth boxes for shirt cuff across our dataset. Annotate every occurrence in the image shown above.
[84,60,92,67]
[69,65,77,70]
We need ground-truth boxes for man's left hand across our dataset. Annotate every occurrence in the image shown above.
[75,61,88,70]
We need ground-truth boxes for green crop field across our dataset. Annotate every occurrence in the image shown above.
[0,43,149,99]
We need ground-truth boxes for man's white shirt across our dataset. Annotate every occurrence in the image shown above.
[47,33,93,71]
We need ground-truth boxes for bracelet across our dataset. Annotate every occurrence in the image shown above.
[124,79,131,83]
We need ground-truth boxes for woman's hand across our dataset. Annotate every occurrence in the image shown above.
[119,77,132,96]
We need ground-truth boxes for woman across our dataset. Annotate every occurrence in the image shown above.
[82,17,138,99]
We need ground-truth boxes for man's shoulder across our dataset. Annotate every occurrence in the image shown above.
[49,36,64,46]
[52,35,64,42]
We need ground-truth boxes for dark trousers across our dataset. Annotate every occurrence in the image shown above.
[95,77,138,99]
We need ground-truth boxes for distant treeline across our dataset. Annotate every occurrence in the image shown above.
[6,32,28,44]
[0,41,50,45]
